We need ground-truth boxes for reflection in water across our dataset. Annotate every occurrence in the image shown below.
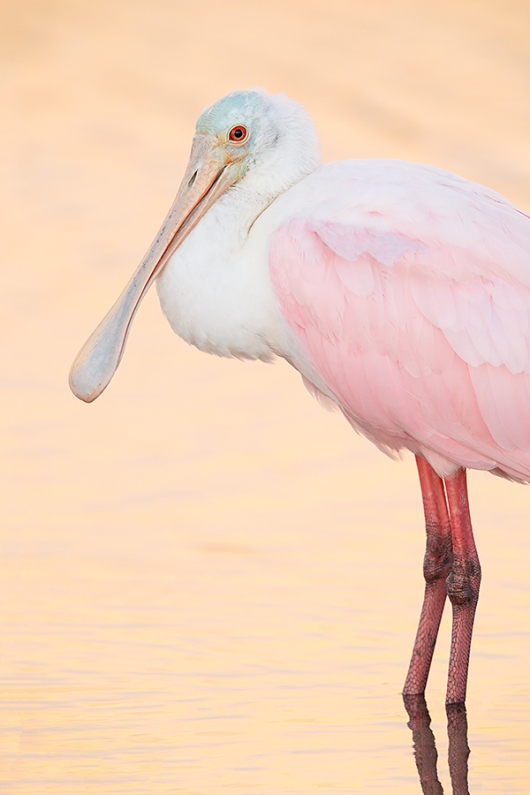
[404,694,444,794]
[404,694,470,795]
[447,703,471,795]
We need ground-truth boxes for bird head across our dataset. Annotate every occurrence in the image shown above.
[69,89,320,403]
[193,89,320,197]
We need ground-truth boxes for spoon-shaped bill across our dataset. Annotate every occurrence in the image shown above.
[69,138,234,402]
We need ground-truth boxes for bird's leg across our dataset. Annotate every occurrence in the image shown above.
[403,456,453,696]
[444,468,481,705]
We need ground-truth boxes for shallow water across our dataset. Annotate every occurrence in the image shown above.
[1,1,530,791]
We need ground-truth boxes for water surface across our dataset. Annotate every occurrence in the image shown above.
[1,1,529,791]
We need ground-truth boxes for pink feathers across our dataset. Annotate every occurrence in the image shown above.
[269,160,530,481]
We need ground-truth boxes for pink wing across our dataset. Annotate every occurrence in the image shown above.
[269,160,530,481]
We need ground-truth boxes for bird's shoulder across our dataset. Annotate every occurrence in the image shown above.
[268,159,530,377]
[275,159,530,282]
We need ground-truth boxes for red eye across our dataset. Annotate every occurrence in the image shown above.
[229,125,248,142]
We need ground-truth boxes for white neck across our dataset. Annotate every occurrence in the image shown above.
[155,182,290,361]
[156,117,321,361]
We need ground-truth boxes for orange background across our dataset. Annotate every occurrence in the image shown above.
[1,1,530,791]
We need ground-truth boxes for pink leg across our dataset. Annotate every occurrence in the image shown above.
[444,468,481,705]
[403,457,453,696]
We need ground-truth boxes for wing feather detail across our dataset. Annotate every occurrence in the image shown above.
[268,163,530,479]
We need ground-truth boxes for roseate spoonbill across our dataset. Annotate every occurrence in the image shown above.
[70,89,530,705]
